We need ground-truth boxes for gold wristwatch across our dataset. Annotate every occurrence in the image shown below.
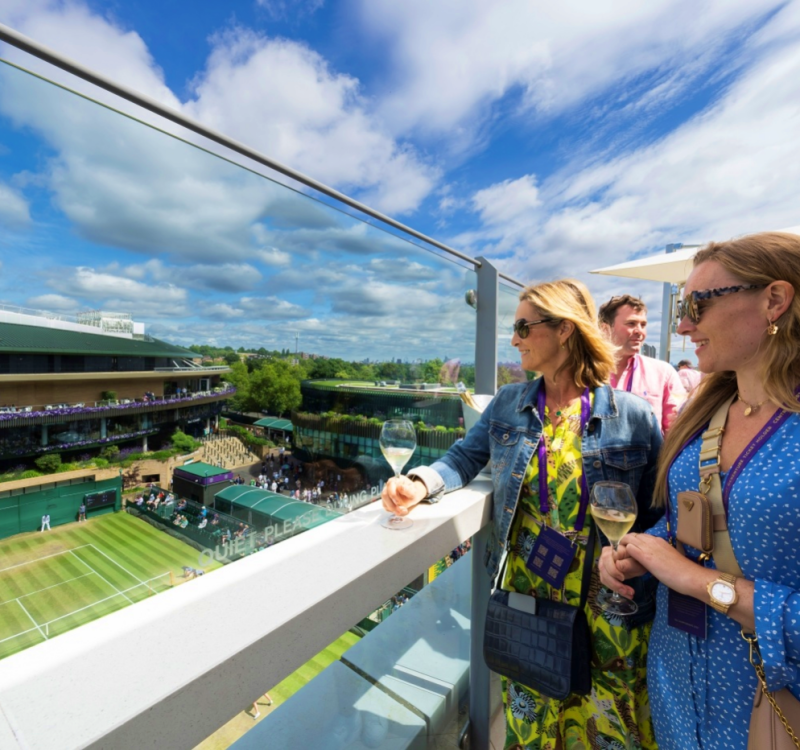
[707,572,738,614]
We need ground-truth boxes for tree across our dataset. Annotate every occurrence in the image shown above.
[420,358,443,383]
[223,351,240,366]
[247,360,302,416]
[222,361,250,411]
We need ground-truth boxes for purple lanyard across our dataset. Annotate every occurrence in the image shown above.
[536,384,592,530]
[664,403,795,538]
[625,355,637,393]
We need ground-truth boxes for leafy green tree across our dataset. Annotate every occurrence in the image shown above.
[223,351,240,366]
[222,360,250,411]
[421,358,444,383]
[247,360,302,416]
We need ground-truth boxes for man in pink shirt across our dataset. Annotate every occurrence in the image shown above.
[598,294,686,433]
[676,359,703,395]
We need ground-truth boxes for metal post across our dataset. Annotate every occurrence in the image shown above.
[468,525,492,749]
[475,256,499,395]
[467,256,498,749]
[659,244,680,363]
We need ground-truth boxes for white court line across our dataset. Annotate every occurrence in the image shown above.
[0,572,96,606]
[0,544,92,575]
[87,544,146,585]
[69,550,133,605]
[15,599,47,641]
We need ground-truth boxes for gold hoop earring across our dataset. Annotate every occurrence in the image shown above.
[767,319,779,336]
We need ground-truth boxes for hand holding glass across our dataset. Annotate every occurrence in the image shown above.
[380,419,417,530]
[590,481,638,616]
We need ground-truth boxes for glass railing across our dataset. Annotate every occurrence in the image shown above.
[0,27,523,748]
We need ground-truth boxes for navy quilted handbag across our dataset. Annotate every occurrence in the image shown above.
[483,532,594,700]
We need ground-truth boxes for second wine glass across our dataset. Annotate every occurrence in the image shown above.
[380,419,417,530]
[590,481,639,616]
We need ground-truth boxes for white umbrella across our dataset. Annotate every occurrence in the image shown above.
[590,245,701,284]
[590,225,800,285]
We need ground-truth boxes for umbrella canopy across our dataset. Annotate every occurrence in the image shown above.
[591,246,701,284]
[591,226,800,286]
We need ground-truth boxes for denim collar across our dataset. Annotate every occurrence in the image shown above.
[515,378,619,420]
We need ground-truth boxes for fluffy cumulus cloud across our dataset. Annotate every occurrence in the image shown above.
[38,266,188,318]
[184,28,437,214]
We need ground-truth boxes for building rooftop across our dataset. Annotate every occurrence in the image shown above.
[0,321,194,358]
[173,462,231,479]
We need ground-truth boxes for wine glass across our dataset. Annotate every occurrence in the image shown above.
[379,419,417,530]
[590,481,638,616]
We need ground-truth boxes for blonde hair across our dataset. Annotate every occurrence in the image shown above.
[654,231,800,506]
[519,279,615,388]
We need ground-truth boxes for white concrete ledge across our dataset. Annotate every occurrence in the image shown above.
[0,479,492,750]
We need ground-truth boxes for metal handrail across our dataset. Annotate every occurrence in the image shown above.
[0,22,524,286]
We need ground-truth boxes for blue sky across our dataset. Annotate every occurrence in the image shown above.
[1,0,800,363]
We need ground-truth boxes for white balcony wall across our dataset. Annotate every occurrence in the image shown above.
[0,479,492,750]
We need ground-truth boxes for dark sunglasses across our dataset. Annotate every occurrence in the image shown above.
[513,318,554,339]
[676,284,766,324]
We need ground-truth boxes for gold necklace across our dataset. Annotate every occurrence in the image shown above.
[737,392,767,417]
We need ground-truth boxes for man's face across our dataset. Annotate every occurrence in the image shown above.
[607,304,647,358]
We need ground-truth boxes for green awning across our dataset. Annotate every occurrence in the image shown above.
[213,485,340,525]
[253,417,293,432]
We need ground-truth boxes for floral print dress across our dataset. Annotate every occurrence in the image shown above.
[501,397,657,750]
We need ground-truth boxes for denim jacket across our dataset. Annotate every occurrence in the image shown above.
[416,378,664,625]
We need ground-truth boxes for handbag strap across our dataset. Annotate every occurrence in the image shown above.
[493,525,596,609]
[697,395,744,577]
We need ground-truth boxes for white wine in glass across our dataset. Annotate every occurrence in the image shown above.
[380,419,417,530]
[590,481,638,616]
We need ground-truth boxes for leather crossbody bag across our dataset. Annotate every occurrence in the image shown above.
[483,530,594,700]
[676,396,800,749]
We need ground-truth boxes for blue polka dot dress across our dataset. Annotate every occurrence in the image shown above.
[646,416,800,749]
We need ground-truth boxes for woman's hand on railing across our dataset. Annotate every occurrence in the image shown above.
[597,543,646,601]
[381,476,427,517]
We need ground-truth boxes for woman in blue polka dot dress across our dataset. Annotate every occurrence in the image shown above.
[599,231,800,749]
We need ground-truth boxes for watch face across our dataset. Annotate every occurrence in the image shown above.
[711,581,735,604]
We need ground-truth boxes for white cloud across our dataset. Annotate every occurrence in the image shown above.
[472,175,540,227]
[458,3,800,293]
[185,28,438,214]
[49,266,186,304]
[255,0,325,19]
[360,0,780,146]
[26,293,79,312]
[0,1,439,281]
[0,181,31,228]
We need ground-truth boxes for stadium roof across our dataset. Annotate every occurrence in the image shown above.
[253,417,293,431]
[214,485,340,523]
[174,462,230,479]
[0,322,194,357]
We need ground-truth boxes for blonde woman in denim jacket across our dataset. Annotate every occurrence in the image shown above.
[383,279,663,750]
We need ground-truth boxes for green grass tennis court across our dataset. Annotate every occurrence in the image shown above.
[0,511,221,660]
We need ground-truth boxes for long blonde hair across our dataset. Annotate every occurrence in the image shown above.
[654,231,800,506]
[519,279,615,388]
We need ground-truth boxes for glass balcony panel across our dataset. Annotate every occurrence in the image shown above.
[499,282,527,384]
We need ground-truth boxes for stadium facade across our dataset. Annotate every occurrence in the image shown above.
[0,307,232,470]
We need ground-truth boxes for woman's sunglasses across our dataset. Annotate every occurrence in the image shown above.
[675,284,765,324]
[512,318,554,339]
